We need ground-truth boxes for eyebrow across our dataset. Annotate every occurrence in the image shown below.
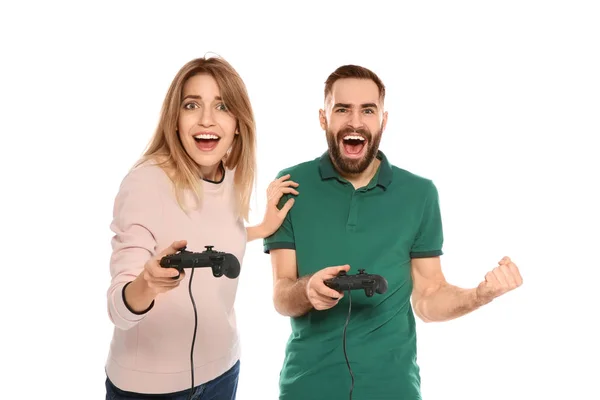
[333,102,378,109]
[182,95,223,101]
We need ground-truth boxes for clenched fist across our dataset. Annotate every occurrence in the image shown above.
[306,265,351,311]
[476,256,523,305]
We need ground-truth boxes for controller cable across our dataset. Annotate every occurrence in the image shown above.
[342,290,354,400]
[186,267,198,400]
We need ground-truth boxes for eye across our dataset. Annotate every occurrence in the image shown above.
[363,109,375,114]
[216,103,228,111]
[335,108,347,113]
[183,102,198,110]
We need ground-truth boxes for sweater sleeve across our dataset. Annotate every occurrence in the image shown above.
[106,167,163,330]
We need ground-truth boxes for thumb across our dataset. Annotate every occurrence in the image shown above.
[277,198,295,216]
[159,239,187,257]
[322,264,350,278]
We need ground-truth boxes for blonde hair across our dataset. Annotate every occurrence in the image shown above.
[136,55,256,221]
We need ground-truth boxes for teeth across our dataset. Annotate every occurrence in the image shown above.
[344,135,365,141]
[194,134,219,140]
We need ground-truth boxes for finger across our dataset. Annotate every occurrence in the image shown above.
[150,264,182,279]
[492,267,509,288]
[321,264,351,279]
[498,256,511,265]
[268,188,299,204]
[151,275,184,284]
[157,240,187,258]
[149,278,182,287]
[312,297,340,310]
[508,262,523,286]
[144,270,181,285]
[280,187,300,195]
[147,280,181,290]
[267,188,285,204]
[498,264,517,288]
[484,271,499,287]
[277,198,295,216]
[156,270,186,282]
[314,283,345,300]
[275,174,291,183]
[279,180,300,187]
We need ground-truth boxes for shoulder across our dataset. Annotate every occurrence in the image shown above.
[390,165,439,197]
[274,156,321,180]
[116,160,172,199]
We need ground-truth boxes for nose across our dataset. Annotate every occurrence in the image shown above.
[347,109,363,130]
[198,106,215,127]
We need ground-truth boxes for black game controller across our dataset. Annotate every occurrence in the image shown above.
[324,269,388,297]
[159,245,240,279]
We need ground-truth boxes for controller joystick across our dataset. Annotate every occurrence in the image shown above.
[324,268,387,297]
[159,245,240,279]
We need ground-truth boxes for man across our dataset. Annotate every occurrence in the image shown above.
[263,65,523,400]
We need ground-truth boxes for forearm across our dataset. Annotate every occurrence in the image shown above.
[107,274,156,330]
[246,224,267,242]
[123,275,156,313]
[413,283,488,323]
[273,276,313,317]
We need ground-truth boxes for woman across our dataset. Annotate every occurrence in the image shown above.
[105,56,298,399]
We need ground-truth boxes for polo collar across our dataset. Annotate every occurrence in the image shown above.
[318,150,393,189]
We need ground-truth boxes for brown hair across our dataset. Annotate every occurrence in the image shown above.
[324,65,386,102]
[136,55,256,221]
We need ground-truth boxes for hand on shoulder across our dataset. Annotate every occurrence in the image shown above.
[260,174,299,236]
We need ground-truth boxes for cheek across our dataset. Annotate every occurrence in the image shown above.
[217,115,238,136]
[178,114,194,133]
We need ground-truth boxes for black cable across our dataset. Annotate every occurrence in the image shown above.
[343,290,354,400]
[187,268,198,400]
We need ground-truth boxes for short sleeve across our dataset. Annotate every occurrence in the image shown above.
[410,180,444,258]
[263,171,296,254]
[106,166,162,329]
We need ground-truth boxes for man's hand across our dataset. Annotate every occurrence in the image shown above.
[476,256,523,305]
[306,264,351,310]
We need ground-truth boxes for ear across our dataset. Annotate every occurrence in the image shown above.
[381,111,388,132]
[319,109,327,131]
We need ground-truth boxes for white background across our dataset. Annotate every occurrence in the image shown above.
[1,1,599,399]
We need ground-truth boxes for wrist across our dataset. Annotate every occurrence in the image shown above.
[125,275,156,313]
[246,224,268,242]
[302,275,313,303]
[256,223,269,239]
[473,288,492,307]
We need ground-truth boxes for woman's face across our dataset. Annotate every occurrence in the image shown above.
[178,73,237,175]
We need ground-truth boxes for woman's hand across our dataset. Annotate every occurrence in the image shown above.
[141,239,188,295]
[260,174,299,237]
[124,240,188,312]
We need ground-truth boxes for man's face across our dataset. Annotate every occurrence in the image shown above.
[320,78,387,175]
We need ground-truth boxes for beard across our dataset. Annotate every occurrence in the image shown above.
[326,125,382,175]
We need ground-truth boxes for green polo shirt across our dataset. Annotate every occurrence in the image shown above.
[263,150,444,400]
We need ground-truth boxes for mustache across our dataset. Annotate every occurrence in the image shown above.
[337,127,371,140]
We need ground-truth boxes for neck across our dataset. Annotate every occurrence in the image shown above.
[200,162,223,182]
[338,157,380,189]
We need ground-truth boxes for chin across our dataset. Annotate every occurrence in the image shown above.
[190,153,226,168]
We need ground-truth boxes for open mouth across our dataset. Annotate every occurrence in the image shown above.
[193,133,221,152]
[341,134,367,157]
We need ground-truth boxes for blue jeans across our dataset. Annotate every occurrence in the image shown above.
[105,360,240,400]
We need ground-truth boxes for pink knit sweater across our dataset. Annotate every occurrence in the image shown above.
[105,161,246,394]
